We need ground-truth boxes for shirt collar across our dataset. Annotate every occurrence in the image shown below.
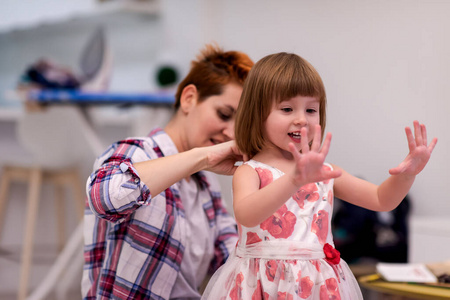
[149,128,209,190]
[149,127,179,157]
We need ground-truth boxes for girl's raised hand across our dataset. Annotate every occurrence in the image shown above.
[389,121,437,176]
[288,125,342,187]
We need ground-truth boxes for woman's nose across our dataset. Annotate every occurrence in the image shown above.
[223,122,235,140]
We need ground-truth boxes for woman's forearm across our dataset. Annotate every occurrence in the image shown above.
[134,147,207,196]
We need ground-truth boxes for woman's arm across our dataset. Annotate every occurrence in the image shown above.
[88,139,244,222]
[334,121,437,211]
[134,140,245,197]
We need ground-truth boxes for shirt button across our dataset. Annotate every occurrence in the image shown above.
[120,162,129,173]
[134,178,140,184]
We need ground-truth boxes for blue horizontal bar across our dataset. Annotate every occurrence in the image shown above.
[28,89,175,105]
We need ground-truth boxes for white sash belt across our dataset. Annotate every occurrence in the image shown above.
[235,240,325,260]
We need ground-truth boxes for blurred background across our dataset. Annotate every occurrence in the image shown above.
[0,0,449,299]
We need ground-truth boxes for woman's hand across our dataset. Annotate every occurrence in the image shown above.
[389,120,437,176]
[204,141,248,175]
[288,125,342,187]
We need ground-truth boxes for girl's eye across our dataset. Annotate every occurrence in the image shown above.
[281,107,292,112]
[307,108,318,113]
[217,110,232,121]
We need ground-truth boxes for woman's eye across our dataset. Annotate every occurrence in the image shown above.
[218,110,232,121]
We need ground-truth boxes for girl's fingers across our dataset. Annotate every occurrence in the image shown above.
[421,123,427,146]
[289,142,301,160]
[428,137,438,153]
[320,132,332,157]
[405,126,416,152]
[300,127,309,154]
[310,125,322,151]
[325,168,342,179]
[413,120,423,146]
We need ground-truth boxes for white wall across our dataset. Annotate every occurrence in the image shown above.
[199,0,449,218]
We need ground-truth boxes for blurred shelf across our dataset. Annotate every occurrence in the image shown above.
[27,89,174,106]
[0,0,160,34]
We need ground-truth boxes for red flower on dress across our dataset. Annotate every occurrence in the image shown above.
[265,260,285,282]
[323,243,341,265]
[260,205,296,238]
[296,270,314,299]
[293,183,320,209]
[255,167,273,188]
[319,278,341,300]
[311,209,329,244]
[229,272,244,300]
[246,232,262,245]
[251,280,263,300]
[277,291,294,300]
[327,190,334,206]
[310,259,321,272]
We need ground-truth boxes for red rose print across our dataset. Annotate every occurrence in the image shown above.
[293,183,319,209]
[229,272,244,300]
[310,259,321,272]
[296,269,302,280]
[296,270,314,299]
[319,278,341,300]
[260,205,296,238]
[246,232,262,245]
[311,210,329,244]
[255,167,273,188]
[251,280,263,300]
[327,191,333,206]
[265,260,285,282]
[277,292,294,300]
[323,243,340,265]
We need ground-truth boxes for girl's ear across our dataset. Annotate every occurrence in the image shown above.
[179,84,198,114]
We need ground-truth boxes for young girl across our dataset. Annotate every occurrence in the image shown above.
[201,52,437,299]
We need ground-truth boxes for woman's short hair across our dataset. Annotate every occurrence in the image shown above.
[174,44,254,109]
[235,52,327,157]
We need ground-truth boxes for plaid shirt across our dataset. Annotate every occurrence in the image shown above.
[82,128,238,300]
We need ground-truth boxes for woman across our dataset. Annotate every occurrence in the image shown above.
[82,44,254,299]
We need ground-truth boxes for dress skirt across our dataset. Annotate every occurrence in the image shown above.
[201,240,363,300]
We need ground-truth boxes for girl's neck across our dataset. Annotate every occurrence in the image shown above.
[252,147,294,174]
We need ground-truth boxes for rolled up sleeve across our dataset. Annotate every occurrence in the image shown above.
[87,140,153,223]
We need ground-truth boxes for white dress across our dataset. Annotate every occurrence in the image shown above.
[202,160,363,300]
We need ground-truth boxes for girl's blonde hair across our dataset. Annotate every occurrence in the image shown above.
[235,52,327,157]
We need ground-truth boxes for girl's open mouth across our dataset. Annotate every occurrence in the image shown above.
[288,132,301,143]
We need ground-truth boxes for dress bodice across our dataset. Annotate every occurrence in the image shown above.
[237,159,335,247]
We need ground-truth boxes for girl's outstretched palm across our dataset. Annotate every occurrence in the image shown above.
[288,125,342,187]
[389,121,437,176]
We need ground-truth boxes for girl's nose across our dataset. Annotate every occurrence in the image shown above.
[294,112,307,126]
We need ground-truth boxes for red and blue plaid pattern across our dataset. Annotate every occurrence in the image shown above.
[82,128,238,299]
